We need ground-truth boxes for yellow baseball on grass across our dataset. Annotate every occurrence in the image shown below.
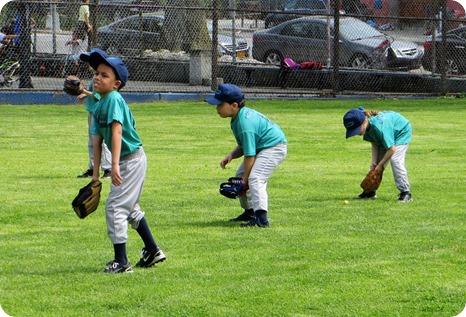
[344,200,349,205]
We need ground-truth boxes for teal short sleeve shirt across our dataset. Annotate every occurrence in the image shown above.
[90,90,142,157]
[230,107,287,157]
[363,111,412,149]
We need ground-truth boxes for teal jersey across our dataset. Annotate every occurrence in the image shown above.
[231,106,287,157]
[85,80,101,112]
[363,111,412,149]
[90,90,142,157]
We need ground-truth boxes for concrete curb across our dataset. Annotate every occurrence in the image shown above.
[0,90,438,105]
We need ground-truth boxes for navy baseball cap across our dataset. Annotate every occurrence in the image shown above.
[343,108,366,138]
[80,49,128,88]
[205,83,244,105]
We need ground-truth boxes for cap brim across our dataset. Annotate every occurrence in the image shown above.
[346,125,362,139]
[80,48,108,64]
[79,52,91,63]
[205,96,224,105]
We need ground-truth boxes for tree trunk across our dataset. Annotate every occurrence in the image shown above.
[163,0,210,52]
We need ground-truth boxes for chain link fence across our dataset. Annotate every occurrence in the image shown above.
[0,0,464,97]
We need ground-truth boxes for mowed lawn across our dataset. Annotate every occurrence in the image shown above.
[0,98,464,317]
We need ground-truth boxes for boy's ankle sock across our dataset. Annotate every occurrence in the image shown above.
[136,217,158,252]
[114,243,128,265]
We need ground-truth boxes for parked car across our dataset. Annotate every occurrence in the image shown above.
[264,0,328,28]
[422,26,466,75]
[97,14,250,57]
[96,0,140,20]
[252,16,423,70]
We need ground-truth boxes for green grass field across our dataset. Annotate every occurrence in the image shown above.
[0,98,465,317]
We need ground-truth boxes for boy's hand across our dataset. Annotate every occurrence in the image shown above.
[220,155,232,169]
[112,166,123,186]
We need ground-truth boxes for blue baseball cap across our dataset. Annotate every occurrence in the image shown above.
[205,83,244,105]
[79,48,108,62]
[80,49,128,88]
[343,108,366,138]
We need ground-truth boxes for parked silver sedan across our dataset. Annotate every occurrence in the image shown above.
[252,16,423,70]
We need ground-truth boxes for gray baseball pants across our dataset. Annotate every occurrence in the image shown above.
[106,147,147,244]
[377,144,411,193]
[236,143,287,212]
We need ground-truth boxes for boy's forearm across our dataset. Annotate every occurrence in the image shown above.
[82,88,97,100]
[92,135,103,180]
[242,156,256,184]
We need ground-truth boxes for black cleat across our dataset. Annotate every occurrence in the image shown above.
[398,192,413,202]
[77,169,93,178]
[101,169,112,179]
[230,209,255,222]
[240,218,270,228]
[102,260,133,274]
[135,247,166,268]
[354,191,377,199]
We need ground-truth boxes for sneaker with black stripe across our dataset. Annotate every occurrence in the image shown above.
[136,247,166,268]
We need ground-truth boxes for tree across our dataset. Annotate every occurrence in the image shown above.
[162,0,211,52]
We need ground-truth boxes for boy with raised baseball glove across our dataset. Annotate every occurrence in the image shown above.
[343,107,413,202]
[79,50,166,273]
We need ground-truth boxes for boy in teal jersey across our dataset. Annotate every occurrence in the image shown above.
[205,84,288,227]
[76,49,112,179]
[80,50,166,273]
[343,107,413,202]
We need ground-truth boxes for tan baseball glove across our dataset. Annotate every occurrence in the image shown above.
[360,169,383,193]
[72,180,102,219]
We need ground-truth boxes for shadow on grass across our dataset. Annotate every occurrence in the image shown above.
[187,219,240,228]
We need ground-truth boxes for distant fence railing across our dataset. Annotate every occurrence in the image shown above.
[0,0,464,97]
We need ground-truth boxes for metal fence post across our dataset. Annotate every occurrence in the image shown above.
[211,0,219,90]
[332,0,340,95]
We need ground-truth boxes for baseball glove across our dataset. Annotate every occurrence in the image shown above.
[219,177,248,199]
[63,75,84,96]
[72,180,102,219]
[360,169,383,193]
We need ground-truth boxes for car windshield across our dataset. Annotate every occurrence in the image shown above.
[339,18,384,41]
[283,0,326,10]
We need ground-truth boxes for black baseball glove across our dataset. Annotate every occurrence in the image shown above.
[219,177,248,199]
[72,180,102,219]
[63,75,84,96]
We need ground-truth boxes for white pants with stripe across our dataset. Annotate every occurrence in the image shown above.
[106,148,146,244]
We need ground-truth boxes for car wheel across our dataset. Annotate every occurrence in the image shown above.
[264,51,283,65]
[350,54,369,69]
[445,58,460,75]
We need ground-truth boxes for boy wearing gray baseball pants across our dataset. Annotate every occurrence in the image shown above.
[80,50,166,273]
[205,83,287,227]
